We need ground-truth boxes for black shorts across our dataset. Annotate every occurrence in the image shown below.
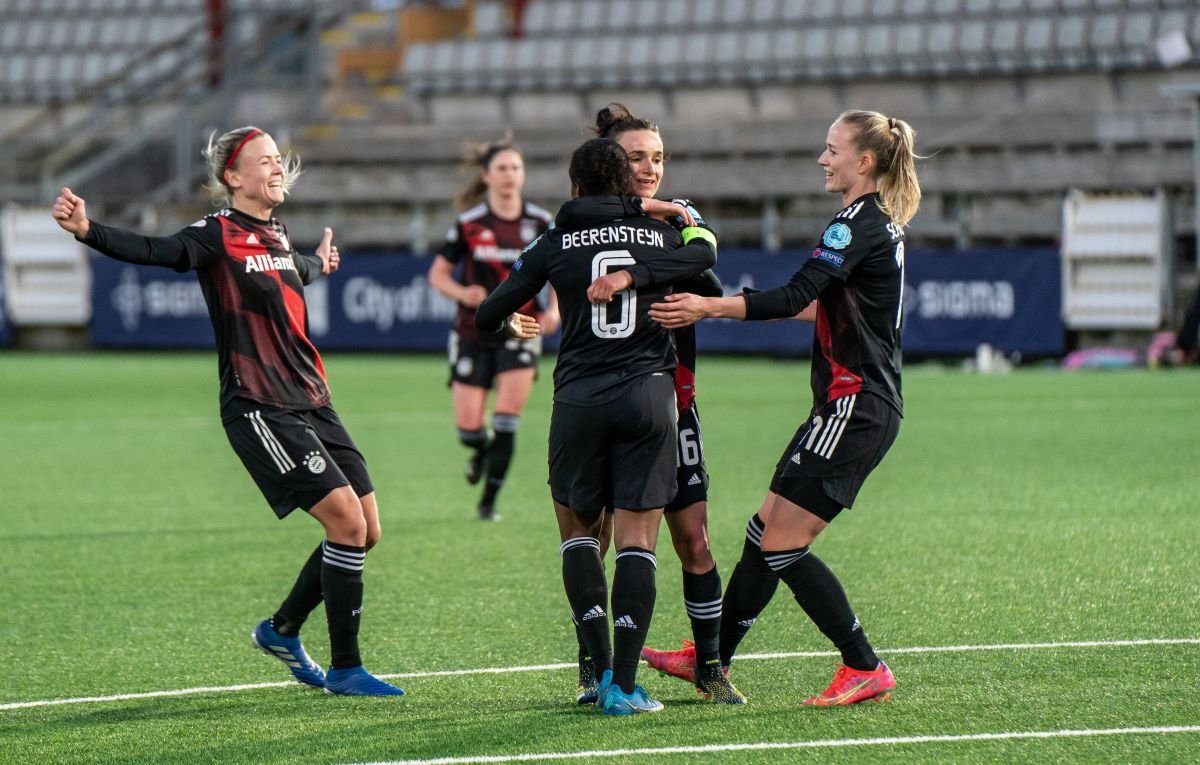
[666,403,709,513]
[223,400,374,519]
[549,372,677,514]
[770,393,900,522]
[448,330,541,389]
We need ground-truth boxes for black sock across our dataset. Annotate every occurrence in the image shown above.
[272,542,324,637]
[682,566,722,675]
[769,547,879,671]
[321,540,366,670]
[611,547,656,694]
[718,514,780,666]
[459,427,490,458]
[574,621,590,669]
[480,414,517,508]
[561,537,611,677]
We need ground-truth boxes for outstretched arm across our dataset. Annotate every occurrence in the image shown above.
[54,187,194,270]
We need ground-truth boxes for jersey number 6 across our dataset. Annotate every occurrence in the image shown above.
[591,250,637,340]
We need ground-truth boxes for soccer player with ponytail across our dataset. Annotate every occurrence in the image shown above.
[427,137,557,521]
[646,109,922,706]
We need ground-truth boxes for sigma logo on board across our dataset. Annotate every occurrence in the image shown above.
[112,267,207,331]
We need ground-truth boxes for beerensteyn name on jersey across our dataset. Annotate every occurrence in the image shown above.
[561,225,664,250]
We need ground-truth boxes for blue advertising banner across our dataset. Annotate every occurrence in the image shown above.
[89,253,458,350]
[90,247,1063,357]
[903,247,1063,356]
[90,257,215,348]
[698,247,1063,357]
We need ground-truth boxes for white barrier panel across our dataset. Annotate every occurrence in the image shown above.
[0,204,90,326]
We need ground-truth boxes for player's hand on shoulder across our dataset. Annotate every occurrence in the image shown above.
[51,187,90,238]
[668,199,706,231]
[504,312,541,339]
[587,271,634,304]
[641,198,694,227]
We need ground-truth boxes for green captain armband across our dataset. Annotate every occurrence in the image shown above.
[681,225,717,252]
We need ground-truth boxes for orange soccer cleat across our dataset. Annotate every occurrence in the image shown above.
[641,640,697,684]
[803,662,895,706]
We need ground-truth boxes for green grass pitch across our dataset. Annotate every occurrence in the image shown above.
[1,351,1197,764]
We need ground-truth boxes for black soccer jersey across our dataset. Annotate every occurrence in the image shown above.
[474,204,716,406]
[438,201,552,345]
[82,209,330,413]
[552,195,722,411]
[744,192,905,414]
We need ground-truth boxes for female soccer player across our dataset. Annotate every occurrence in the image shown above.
[51,126,403,696]
[427,138,558,521]
[476,137,717,715]
[646,109,921,706]
[561,104,742,705]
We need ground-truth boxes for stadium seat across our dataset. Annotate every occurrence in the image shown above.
[652,34,686,87]
[520,0,553,35]
[925,20,956,75]
[958,19,988,74]
[1088,13,1122,68]
[748,0,779,24]
[989,18,1022,73]
[1120,11,1156,66]
[580,0,611,32]
[741,29,771,81]
[1055,14,1087,69]
[682,31,717,85]
[711,30,745,83]
[1022,17,1055,72]
[898,0,932,17]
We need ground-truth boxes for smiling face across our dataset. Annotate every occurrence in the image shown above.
[224,133,284,218]
[482,148,525,201]
[615,128,664,199]
[818,119,877,203]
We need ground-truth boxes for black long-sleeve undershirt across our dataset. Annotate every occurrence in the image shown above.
[742,261,838,321]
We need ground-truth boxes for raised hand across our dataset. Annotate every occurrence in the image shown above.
[51,187,90,238]
[316,227,340,274]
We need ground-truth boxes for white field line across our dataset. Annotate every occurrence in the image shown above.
[2,637,1197,712]
[353,726,1200,765]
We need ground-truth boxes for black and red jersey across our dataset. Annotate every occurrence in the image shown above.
[808,194,904,412]
[82,208,330,414]
[745,192,904,414]
[437,201,551,344]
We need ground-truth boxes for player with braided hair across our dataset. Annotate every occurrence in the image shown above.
[558,104,744,706]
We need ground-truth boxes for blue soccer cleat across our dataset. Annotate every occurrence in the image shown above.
[596,669,663,715]
[324,665,406,696]
[251,618,325,688]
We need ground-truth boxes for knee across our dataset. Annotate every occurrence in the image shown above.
[325,497,368,547]
[365,525,381,551]
[676,535,714,573]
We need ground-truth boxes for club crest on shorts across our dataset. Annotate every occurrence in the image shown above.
[305,451,327,474]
